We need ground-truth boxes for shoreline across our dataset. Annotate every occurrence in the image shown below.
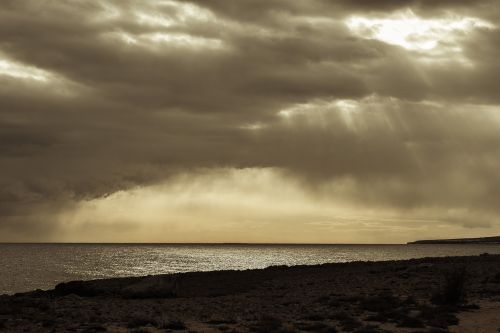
[4,243,500,297]
[13,254,500,297]
[1,255,500,332]
[4,252,499,298]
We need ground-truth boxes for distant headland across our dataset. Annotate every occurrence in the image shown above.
[408,236,500,244]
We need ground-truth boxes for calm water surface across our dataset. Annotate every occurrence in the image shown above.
[1,243,499,294]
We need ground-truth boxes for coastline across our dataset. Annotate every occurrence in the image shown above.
[1,255,500,332]
[407,236,500,245]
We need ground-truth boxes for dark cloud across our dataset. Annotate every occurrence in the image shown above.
[336,0,488,11]
[1,0,500,240]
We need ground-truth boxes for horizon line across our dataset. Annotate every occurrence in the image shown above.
[0,242,407,245]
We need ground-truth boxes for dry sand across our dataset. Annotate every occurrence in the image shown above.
[450,300,500,333]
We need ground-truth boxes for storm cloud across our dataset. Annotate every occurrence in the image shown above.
[1,0,500,242]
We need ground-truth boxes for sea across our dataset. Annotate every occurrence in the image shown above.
[1,243,500,295]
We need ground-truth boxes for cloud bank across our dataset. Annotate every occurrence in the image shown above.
[1,0,500,242]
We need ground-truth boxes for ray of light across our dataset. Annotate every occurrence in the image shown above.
[345,10,494,65]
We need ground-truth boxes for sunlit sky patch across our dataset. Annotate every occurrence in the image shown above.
[277,97,390,133]
[0,58,51,82]
[108,31,226,50]
[346,10,494,64]
[134,1,214,26]
[148,33,225,49]
[104,1,225,50]
[58,167,499,243]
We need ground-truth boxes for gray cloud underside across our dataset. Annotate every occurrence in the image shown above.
[1,0,500,237]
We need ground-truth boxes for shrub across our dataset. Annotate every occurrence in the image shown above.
[161,320,187,330]
[127,317,156,328]
[329,311,364,331]
[250,316,282,332]
[354,325,383,333]
[302,314,326,321]
[365,313,389,323]
[396,316,425,328]
[294,321,329,331]
[360,293,400,312]
[432,267,466,305]
[417,305,459,328]
[129,329,151,333]
[315,296,330,303]
[205,319,237,325]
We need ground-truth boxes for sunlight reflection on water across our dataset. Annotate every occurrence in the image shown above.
[1,243,500,294]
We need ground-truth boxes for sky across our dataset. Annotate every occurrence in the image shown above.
[1,0,500,243]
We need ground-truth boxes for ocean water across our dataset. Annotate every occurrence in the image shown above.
[1,243,500,295]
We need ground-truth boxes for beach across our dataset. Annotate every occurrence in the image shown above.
[1,254,499,332]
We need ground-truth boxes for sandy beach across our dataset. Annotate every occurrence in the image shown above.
[1,254,499,333]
